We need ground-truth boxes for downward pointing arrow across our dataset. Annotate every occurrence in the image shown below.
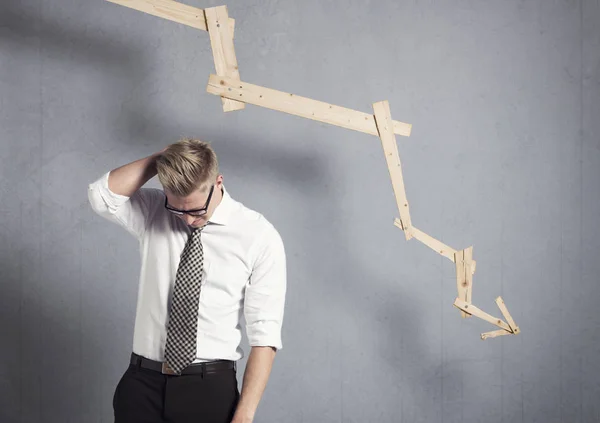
[453,297,521,340]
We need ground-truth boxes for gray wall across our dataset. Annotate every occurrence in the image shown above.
[1,0,599,422]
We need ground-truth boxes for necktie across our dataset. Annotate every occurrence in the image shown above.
[164,225,206,375]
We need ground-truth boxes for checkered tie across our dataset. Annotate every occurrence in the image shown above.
[164,225,206,375]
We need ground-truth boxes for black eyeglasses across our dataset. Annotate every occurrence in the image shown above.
[164,185,215,217]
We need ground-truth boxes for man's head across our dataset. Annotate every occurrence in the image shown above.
[156,138,223,228]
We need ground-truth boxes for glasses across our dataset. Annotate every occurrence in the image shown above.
[164,185,215,217]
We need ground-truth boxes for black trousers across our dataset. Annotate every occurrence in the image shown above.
[113,358,240,423]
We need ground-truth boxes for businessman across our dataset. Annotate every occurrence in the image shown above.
[87,137,287,423]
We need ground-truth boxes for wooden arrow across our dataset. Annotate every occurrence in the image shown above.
[104,0,520,340]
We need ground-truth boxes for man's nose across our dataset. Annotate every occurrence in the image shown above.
[183,214,196,224]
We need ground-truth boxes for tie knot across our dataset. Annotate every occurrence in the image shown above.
[193,225,207,236]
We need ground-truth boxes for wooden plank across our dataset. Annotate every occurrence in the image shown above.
[105,0,235,33]
[454,249,470,318]
[480,329,512,340]
[453,298,512,332]
[394,218,477,274]
[206,74,413,137]
[394,220,478,273]
[464,246,473,307]
[455,250,467,317]
[397,220,456,260]
[495,297,520,334]
[205,6,244,112]
[373,101,413,240]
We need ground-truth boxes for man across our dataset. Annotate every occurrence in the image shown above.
[87,138,287,423]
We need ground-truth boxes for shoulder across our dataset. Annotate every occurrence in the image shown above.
[229,196,284,246]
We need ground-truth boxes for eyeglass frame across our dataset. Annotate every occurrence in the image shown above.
[164,184,215,217]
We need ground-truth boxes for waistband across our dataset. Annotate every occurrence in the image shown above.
[130,352,236,376]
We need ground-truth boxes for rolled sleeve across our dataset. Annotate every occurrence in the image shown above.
[87,170,161,240]
[244,223,287,351]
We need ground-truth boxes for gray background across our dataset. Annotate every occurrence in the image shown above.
[1,0,599,422]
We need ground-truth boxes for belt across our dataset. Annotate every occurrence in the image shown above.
[130,352,236,376]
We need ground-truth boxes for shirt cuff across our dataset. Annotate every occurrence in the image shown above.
[87,171,131,214]
[246,320,283,351]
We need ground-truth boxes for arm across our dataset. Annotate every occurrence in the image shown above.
[232,346,277,423]
[235,223,287,422]
[87,147,167,239]
[107,149,163,196]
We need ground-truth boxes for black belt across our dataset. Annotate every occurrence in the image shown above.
[130,352,236,376]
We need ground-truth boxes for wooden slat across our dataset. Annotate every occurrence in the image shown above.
[105,0,235,33]
[373,101,413,241]
[205,6,244,112]
[453,298,512,332]
[206,74,413,137]
[397,221,456,260]
[454,249,469,318]
[480,329,512,340]
[495,297,520,334]
[464,247,473,306]
[454,246,474,318]
[393,220,478,274]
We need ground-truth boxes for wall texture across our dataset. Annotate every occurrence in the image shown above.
[1,0,599,422]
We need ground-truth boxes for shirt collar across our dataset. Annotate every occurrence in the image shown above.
[208,185,234,225]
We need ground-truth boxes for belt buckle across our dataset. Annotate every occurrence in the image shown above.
[161,362,178,375]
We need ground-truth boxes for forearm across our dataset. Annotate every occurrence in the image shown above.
[108,152,162,196]
[233,346,277,421]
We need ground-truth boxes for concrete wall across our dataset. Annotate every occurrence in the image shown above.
[1,0,599,421]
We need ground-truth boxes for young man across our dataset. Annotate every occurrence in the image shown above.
[87,138,287,423]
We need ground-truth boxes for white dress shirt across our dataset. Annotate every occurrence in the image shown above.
[87,171,286,363]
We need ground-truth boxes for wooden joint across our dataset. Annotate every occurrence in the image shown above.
[495,296,520,335]
[105,0,235,33]
[453,298,512,332]
[205,5,244,112]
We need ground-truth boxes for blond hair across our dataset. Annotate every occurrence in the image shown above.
[155,137,219,197]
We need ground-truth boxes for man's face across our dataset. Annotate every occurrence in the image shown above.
[164,175,224,228]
